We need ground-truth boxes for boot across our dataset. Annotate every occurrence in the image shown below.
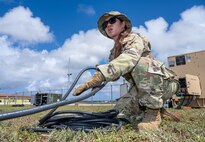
[138,108,161,130]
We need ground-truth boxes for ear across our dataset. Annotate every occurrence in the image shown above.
[122,21,126,27]
[121,21,126,29]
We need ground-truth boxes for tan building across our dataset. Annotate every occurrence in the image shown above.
[0,94,31,105]
[168,50,205,107]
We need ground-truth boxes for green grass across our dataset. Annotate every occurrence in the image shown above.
[0,105,205,142]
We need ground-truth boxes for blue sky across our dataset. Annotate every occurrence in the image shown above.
[1,0,204,50]
[0,0,205,100]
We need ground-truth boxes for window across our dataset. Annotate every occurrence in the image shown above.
[168,60,175,67]
[176,55,186,66]
[186,56,192,63]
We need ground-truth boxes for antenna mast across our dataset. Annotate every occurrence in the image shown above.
[67,58,72,87]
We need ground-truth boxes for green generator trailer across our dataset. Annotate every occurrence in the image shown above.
[33,93,62,106]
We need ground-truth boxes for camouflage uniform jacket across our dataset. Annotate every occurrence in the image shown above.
[97,32,176,84]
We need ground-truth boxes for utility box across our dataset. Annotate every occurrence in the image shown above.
[168,50,205,107]
[33,93,62,106]
[177,74,202,96]
[185,74,201,96]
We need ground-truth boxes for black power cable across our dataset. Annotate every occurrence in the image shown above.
[0,83,106,121]
[39,67,97,124]
[22,109,122,133]
[0,67,125,132]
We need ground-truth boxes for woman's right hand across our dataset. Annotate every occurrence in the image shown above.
[73,84,87,96]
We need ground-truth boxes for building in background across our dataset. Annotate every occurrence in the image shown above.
[0,94,31,106]
[31,93,62,106]
[168,50,205,107]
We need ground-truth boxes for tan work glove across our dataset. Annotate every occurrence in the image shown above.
[73,71,105,96]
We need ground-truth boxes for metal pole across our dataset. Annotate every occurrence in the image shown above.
[67,57,72,88]
[111,84,113,106]
[22,92,24,105]
[91,95,93,106]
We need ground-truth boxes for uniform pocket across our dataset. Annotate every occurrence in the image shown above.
[161,65,177,79]
[147,59,165,76]
[162,80,179,100]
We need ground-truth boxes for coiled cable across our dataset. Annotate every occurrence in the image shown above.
[22,109,122,133]
[0,67,124,132]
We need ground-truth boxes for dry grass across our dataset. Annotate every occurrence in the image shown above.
[0,105,205,142]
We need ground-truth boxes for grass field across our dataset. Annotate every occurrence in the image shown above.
[0,105,205,142]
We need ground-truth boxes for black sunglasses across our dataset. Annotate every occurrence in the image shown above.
[102,16,121,30]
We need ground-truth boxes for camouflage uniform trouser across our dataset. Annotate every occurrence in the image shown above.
[114,64,179,123]
[114,85,144,124]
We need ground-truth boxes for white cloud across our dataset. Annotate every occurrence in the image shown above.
[134,5,205,63]
[0,6,53,44]
[77,4,96,16]
[58,30,112,69]
[0,5,205,98]
[0,29,113,93]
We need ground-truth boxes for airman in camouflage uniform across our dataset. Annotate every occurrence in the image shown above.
[73,11,179,130]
